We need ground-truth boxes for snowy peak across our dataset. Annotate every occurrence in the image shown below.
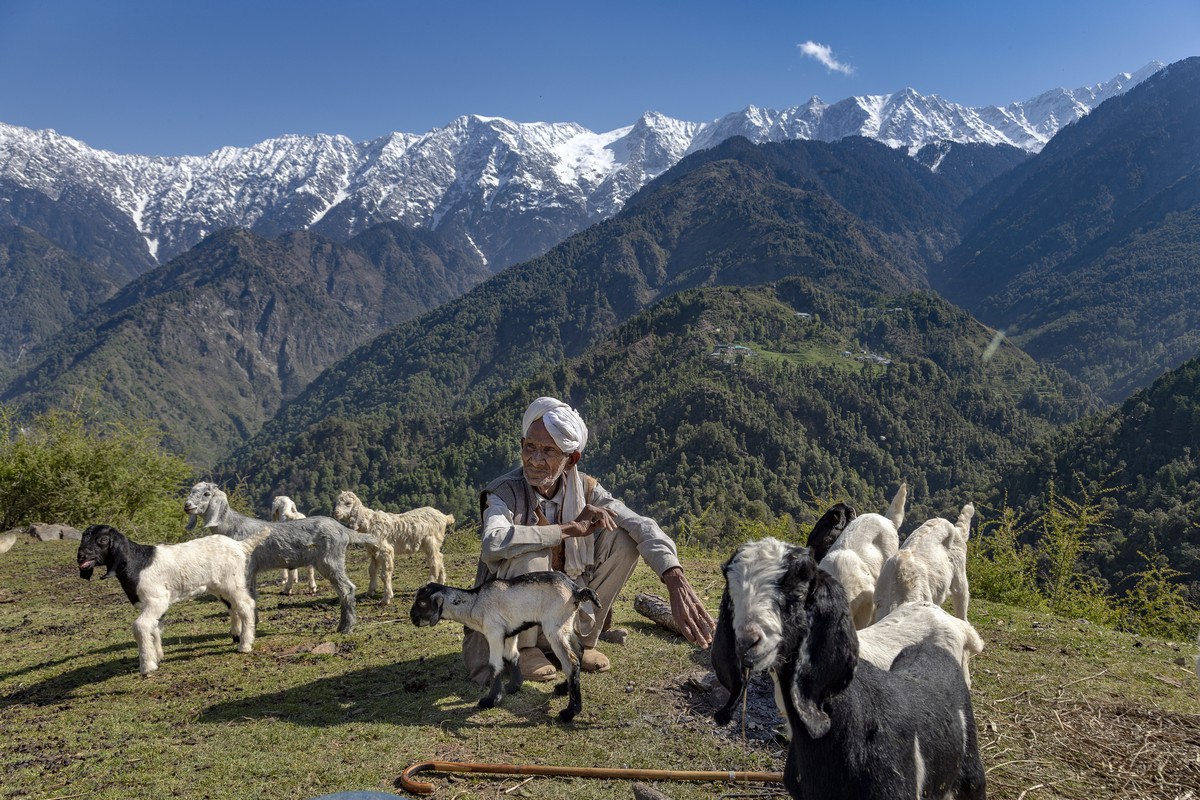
[0,62,1165,273]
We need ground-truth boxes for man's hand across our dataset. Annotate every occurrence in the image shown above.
[662,567,716,648]
[564,504,617,538]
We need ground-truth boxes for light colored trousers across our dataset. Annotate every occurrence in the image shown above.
[461,526,640,685]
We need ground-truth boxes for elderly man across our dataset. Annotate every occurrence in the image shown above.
[463,396,716,684]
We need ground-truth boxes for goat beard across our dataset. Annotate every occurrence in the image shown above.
[185,513,197,531]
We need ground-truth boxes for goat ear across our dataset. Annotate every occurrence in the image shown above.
[789,568,858,740]
[710,588,739,690]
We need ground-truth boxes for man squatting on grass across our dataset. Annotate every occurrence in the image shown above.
[463,397,717,683]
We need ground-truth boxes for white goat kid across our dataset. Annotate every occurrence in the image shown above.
[859,600,984,687]
[270,496,317,595]
[817,482,907,628]
[76,524,261,676]
[874,502,974,622]
[410,572,598,722]
[334,490,455,605]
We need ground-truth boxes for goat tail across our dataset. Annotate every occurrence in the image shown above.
[576,587,601,609]
[962,620,985,658]
[886,481,908,529]
[956,503,975,539]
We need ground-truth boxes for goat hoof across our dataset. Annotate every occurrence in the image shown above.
[557,708,577,723]
[714,710,732,726]
[478,697,497,709]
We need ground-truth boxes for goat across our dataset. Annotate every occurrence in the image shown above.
[715,537,986,798]
[858,601,984,688]
[185,482,375,633]
[334,490,455,604]
[805,502,856,563]
[409,572,599,722]
[783,547,986,799]
[818,482,906,628]
[874,502,974,622]
[270,496,317,596]
[76,524,261,676]
[711,538,984,726]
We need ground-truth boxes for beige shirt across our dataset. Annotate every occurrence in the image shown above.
[480,471,682,580]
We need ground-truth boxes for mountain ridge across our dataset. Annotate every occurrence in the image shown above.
[0,63,1161,274]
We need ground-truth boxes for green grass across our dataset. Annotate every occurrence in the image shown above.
[2,532,1197,799]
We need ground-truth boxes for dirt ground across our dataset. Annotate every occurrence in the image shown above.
[675,668,1200,800]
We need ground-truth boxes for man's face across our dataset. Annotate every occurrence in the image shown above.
[521,418,576,497]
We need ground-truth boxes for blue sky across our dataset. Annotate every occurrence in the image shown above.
[0,0,1195,157]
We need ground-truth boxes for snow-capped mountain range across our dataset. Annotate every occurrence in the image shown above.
[0,62,1162,273]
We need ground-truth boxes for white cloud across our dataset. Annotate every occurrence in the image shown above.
[798,41,854,76]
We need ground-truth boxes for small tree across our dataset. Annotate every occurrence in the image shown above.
[1119,550,1197,639]
[967,503,1046,611]
[1037,483,1119,626]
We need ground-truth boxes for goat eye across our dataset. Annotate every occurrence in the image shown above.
[98,536,109,545]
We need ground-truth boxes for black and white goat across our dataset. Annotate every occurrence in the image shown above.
[409,572,599,722]
[76,524,262,676]
[185,482,376,633]
[712,537,986,799]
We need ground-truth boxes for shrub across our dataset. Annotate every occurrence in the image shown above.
[0,405,193,541]
[1118,551,1198,639]
[967,503,1047,611]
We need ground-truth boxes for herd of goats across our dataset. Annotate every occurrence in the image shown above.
[74,480,990,798]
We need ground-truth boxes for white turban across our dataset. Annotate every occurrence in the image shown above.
[522,397,592,580]
[522,397,588,454]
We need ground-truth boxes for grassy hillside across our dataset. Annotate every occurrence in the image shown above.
[2,533,1196,799]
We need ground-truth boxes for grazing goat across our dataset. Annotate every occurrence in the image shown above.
[410,572,598,722]
[711,538,984,726]
[76,524,261,676]
[874,502,974,622]
[271,496,317,596]
[333,490,455,605]
[818,483,906,628]
[185,482,375,633]
[805,502,856,563]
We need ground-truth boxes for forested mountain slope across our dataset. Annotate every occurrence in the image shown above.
[221,135,982,498]
[933,57,1200,401]
[0,225,117,374]
[1,223,488,464]
[997,355,1200,589]
[236,278,1100,533]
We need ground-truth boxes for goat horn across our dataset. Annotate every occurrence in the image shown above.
[398,760,783,795]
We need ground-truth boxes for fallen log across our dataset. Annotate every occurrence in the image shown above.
[634,592,684,636]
